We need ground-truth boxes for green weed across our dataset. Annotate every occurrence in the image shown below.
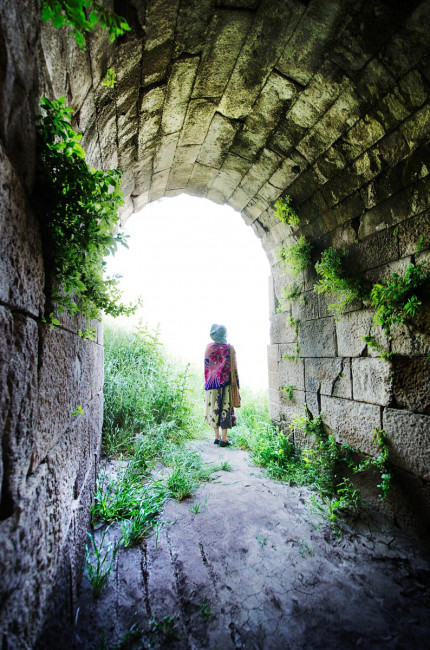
[278,236,313,277]
[85,527,120,597]
[274,196,300,226]
[314,247,362,317]
[201,600,212,622]
[149,615,181,641]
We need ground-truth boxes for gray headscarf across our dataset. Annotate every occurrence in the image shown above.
[210,323,227,344]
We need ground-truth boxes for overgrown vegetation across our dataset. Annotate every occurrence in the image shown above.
[37,97,137,335]
[86,323,215,595]
[278,236,313,277]
[314,247,362,317]
[369,262,428,335]
[231,400,392,533]
[274,196,300,227]
[41,0,130,50]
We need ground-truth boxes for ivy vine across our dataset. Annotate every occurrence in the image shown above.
[36,96,138,335]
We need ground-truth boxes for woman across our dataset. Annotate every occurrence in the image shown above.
[204,323,240,447]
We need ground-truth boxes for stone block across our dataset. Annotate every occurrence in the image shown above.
[167,163,193,190]
[208,153,252,202]
[230,72,296,158]
[197,113,238,168]
[267,344,279,373]
[305,357,352,399]
[192,10,254,99]
[150,169,169,200]
[336,310,374,357]
[305,391,320,421]
[355,57,396,106]
[0,309,38,515]
[280,388,306,412]
[313,145,347,185]
[400,104,430,151]
[179,99,217,146]
[161,57,199,135]
[299,318,337,357]
[337,114,385,164]
[358,183,413,240]
[237,148,282,200]
[352,358,393,406]
[142,40,172,87]
[34,326,101,469]
[321,395,381,454]
[297,88,362,164]
[279,356,305,391]
[187,164,218,197]
[383,408,430,480]
[390,304,430,358]
[391,357,430,415]
[218,0,302,119]
[397,209,430,257]
[153,133,178,173]
[173,0,214,57]
[0,142,44,316]
[288,60,349,129]
[270,313,297,345]
[346,225,400,273]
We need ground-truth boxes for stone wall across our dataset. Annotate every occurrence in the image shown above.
[0,0,429,646]
[0,2,103,647]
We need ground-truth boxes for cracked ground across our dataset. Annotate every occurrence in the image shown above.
[74,438,430,650]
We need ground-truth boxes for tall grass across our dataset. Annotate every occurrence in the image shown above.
[103,322,204,456]
[90,322,213,558]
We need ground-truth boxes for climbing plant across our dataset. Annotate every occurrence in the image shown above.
[36,96,137,332]
[41,0,130,50]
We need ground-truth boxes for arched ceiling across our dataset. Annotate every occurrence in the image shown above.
[41,0,429,262]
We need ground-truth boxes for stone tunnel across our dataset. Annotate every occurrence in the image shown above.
[0,0,429,646]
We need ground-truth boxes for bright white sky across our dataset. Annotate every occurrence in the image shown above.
[105,194,271,391]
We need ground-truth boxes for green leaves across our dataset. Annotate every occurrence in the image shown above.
[314,247,362,317]
[369,263,427,335]
[41,0,131,51]
[37,97,138,328]
[278,236,313,277]
[274,196,300,227]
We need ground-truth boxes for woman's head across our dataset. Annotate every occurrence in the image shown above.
[210,323,227,344]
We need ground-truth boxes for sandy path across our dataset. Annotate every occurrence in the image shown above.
[74,438,430,649]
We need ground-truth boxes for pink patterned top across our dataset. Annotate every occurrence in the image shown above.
[204,342,232,390]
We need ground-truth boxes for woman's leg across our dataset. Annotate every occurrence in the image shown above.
[214,426,221,440]
[221,428,228,442]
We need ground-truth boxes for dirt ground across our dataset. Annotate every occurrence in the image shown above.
[74,437,430,650]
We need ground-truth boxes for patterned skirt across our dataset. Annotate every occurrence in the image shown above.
[204,385,237,429]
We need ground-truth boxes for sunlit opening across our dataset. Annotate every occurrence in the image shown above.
[105,194,271,391]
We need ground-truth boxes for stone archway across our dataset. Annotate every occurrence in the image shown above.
[0,0,429,646]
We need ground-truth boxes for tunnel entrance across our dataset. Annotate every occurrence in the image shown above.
[0,0,429,646]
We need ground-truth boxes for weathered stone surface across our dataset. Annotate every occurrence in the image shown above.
[384,408,430,480]
[34,326,102,470]
[153,133,178,173]
[207,153,251,203]
[179,99,217,146]
[391,357,430,415]
[270,312,297,345]
[0,142,44,315]
[0,308,38,516]
[192,10,254,99]
[187,164,218,196]
[218,0,303,119]
[161,58,199,135]
[305,357,351,399]
[321,396,381,454]
[299,318,337,358]
[197,113,238,169]
[279,357,305,391]
[352,358,392,406]
[336,310,374,358]
[231,72,297,159]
